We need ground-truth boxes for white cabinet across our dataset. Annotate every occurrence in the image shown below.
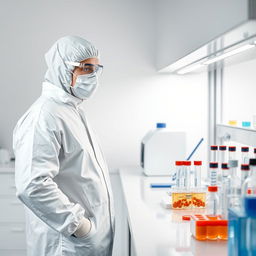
[0,164,26,256]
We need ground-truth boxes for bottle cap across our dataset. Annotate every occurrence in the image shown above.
[241,164,250,171]
[229,160,238,168]
[229,146,236,152]
[209,162,218,168]
[210,145,218,150]
[182,215,191,221]
[249,158,256,166]
[194,161,202,166]
[156,123,166,128]
[208,186,218,192]
[219,146,227,151]
[244,197,256,218]
[241,147,249,152]
[221,163,229,169]
[184,161,191,166]
[175,161,183,166]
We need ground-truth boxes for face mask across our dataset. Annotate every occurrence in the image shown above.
[71,72,98,100]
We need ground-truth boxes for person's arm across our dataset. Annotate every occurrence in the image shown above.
[13,110,90,237]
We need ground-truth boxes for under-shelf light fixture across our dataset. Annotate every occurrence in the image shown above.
[176,63,203,75]
[203,43,256,65]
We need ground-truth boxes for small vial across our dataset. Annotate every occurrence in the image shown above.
[210,145,218,162]
[242,159,256,196]
[175,161,183,190]
[219,146,227,164]
[207,186,219,216]
[241,147,249,164]
[183,161,191,190]
[241,164,250,185]
[228,146,236,161]
[194,161,202,188]
[209,162,218,186]
[193,161,206,208]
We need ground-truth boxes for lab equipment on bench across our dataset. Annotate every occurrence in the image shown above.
[219,145,227,165]
[171,161,206,209]
[241,164,250,186]
[190,214,228,241]
[207,186,220,216]
[228,146,237,161]
[209,162,218,186]
[141,123,186,176]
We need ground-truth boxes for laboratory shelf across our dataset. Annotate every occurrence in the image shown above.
[216,124,256,146]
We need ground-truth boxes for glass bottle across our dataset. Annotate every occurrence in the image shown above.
[219,145,227,164]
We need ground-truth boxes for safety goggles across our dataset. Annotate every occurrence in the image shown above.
[65,61,103,75]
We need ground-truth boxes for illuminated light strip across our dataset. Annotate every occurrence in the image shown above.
[177,63,203,75]
[203,44,255,65]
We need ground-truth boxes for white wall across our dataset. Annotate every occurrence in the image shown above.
[156,0,248,70]
[0,0,208,172]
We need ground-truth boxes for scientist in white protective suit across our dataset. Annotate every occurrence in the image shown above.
[13,35,115,256]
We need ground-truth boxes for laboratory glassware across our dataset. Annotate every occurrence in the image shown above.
[242,158,256,196]
[209,162,218,186]
[241,147,249,164]
[219,146,227,164]
[228,146,236,161]
[227,160,241,208]
[241,164,250,185]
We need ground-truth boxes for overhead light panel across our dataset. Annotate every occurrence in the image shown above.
[177,63,203,75]
[203,44,255,65]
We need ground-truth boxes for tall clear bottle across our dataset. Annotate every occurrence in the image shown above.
[227,160,241,208]
[241,147,249,165]
[221,163,229,219]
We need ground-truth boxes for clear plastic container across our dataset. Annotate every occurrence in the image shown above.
[242,159,256,196]
[209,162,218,186]
[219,146,227,164]
[228,146,236,161]
[227,160,241,208]
[207,186,219,217]
[241,164,250,186]
[174,161,183,190]
[241,147,249,165]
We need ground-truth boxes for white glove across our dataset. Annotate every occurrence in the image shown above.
[73,217,92,238]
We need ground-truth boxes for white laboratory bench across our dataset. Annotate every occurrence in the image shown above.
[119,167,228,256]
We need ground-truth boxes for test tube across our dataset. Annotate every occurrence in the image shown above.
[175,161,183,190]
[207,186,219,217]
[228,146,236,161]
[210,146,218,162]
[221,163,229,219]
[219,146,227,164]
[241,147,249,164]
[183,161,191,189]
[209,162,218,186]
[241,164,250,185]
[194,161,202,188]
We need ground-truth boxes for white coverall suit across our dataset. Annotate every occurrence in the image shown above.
[13,36,115,256]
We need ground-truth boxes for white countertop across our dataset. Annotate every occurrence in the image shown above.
[119,167,227,256]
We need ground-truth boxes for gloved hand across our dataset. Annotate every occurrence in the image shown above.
[73,217,92,238]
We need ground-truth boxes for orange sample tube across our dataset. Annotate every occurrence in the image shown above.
[206,220,219,240]
[218,220,228,240]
